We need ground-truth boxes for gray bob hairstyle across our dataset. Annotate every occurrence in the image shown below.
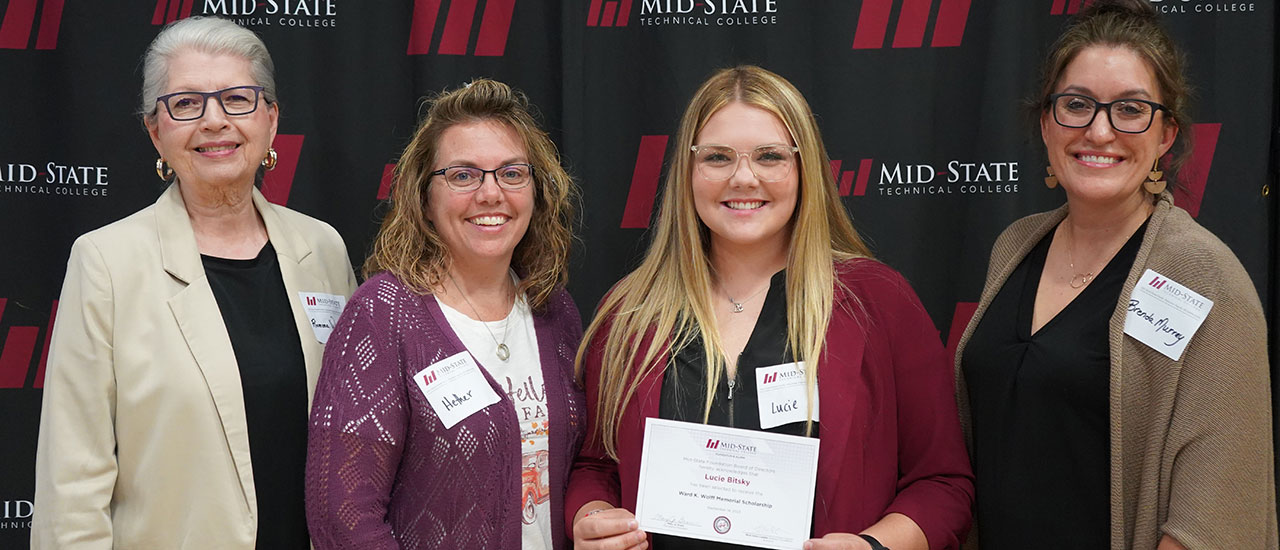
[139,16,277,123]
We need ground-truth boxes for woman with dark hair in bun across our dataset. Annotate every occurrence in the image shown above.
[955,1,1276,548]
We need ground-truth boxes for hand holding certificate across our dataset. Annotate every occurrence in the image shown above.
[634,418,820,549]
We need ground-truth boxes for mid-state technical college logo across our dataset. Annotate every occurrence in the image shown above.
[153,0,337,28]
[0,499,33,530]
[1051,0,1257,16]
[866,158,1021,197]
[590,0,784,28]
[407,0,518,56]
[852,0,972,49]
[0,161,109,198]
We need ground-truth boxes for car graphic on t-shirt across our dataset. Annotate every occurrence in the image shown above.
[521,450,551,524]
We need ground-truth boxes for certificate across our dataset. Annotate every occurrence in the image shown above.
[634,418,820,549]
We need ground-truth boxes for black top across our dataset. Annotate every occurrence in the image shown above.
[202,242,310,549]
[961,220,1147,550]
[655,270,817,550]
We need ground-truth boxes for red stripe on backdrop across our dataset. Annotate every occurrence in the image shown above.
[853,158,873,196]
[1066,0,1085,15]
[407,0,444,55]
[601,2,618,27]
[181,0,194,19]
[616,0,633,26]
[892,0,931,49]
[946,302,979,366]
[0,0,38,50]
[438,0,480,55]
[587,0,603,26]
[852,0,892,49]
[152,0,169,25]
[1172,123,1221,218]
[620,135,669,229]
[34,0,64,50]
[34,300,56,388]
[840,171,858,196]
[0,327,38,389]
[930,0,970,48]
[377,163,397,200]
[166,0,183,24]
[829,159,843,181]
[474,0,516,56]
[261,135,306,206]
[1050,0,1067,15]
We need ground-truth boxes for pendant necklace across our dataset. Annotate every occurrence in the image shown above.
[448,273,513,361]
[1065,228,1094,290]
[724,282,769,313]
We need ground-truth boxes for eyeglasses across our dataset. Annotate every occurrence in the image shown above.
[1047,93,1169,134]
[156,86,266,121]
[430,163,535,192]
[689,144,799,182]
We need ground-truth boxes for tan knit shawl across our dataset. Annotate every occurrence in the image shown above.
[954,192,1277,549]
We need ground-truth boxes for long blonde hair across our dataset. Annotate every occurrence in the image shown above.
[364,79,576,311]
[578,66,872,459]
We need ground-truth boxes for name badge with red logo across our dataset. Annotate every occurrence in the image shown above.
[412,351,502,429]
[298,292,346,344]
[755,362,818,430]
[1123,269,1214,361]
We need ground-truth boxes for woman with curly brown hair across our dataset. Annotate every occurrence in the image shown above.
[304,79,584,550]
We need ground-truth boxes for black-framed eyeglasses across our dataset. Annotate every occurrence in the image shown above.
[156,85,266,121]
[689,143,799,182]
[430,163,535,192]
[1047,93,1169,134]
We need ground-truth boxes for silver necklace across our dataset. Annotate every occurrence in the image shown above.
[448,273,513,361]
[723,282,769,313]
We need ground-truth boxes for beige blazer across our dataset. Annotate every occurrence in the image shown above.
[32,183,357,549]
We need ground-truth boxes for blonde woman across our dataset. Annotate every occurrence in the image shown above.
[305,79,583,549]
[567,66,973,550]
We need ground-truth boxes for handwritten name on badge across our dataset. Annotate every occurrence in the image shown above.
[413,351,502,429]
[1123,269,1214,361]
[298,292,346,344]
[755,362,818,430]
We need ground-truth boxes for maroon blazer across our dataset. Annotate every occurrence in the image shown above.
[566,259,974,549]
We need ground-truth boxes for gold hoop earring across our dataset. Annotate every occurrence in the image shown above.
[1044,165,1058,189]
[1144,160,1166,194]
[155,158,174,181]
[262,148,278,171]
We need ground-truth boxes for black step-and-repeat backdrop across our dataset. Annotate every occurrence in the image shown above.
[0,1,1274,544]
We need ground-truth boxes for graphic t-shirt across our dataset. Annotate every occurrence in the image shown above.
[439,289,550,550]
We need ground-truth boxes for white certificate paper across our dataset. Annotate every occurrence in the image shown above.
[635,418,820,549]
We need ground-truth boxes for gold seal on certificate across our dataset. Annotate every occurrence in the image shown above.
[634,418,820,549]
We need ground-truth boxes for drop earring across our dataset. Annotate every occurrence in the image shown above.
[261,148,278,171]
[1044,165,1058,189]
[1144,159,1166,194]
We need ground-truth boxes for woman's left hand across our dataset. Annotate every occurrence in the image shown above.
[803,533,872,550]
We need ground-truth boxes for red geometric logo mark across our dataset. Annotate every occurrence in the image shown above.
[408,0,518,56]
[586,0,633,26]
[620,135,670,229]
[829,158,874,197]
[0,298,57,389]
[377,163,397,200]
[0,0,65,50]
[1050,0,1094,16]
[852,0,972,49]
[706,439,720,449]
[945,301,978,367]
[1149,277,1166,289]
[306,296,318,306]
[151,0,195,25]
[422,370,438,386]
[762,372,778,384]
[1168,123,1221,219]
[261,134,305,206]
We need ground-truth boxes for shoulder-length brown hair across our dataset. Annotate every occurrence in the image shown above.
[364,79,576,311]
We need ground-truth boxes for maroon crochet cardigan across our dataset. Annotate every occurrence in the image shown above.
[305,272,585,549]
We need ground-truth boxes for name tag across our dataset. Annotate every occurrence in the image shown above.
[1123,269,1214,361]
[755,362,818,430]
[298,292,346,344]
[412,351,502,429]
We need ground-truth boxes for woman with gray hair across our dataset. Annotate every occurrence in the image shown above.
[32,16,356,549]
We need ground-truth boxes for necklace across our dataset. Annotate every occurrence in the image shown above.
[723,282,770,313]
[448,273,513,361]
[1064,228,1094,290]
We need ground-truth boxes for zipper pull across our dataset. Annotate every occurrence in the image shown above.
[727,378,735,400]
